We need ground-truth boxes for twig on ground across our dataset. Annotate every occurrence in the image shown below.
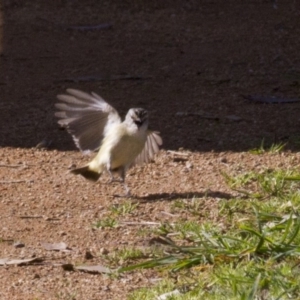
[120,221,161,226]
[0,164,23,168]
[19,215,43,219]
[0,180,34,184]
[167,150,190,156]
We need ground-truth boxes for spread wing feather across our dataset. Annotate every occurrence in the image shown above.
[134,131,163,165]
[55,89,121,153]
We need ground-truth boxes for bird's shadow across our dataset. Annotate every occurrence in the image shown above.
[134,190,233,202]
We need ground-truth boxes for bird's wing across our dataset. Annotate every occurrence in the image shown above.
[55,88,121,153]
[133,131,163,165]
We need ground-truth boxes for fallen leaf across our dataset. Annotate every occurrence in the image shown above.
[13,241,25,248]
[41,242,70,251]
[157,289,181,300]
[0,257,42,266]
[75,264,113,274]
[0,258,9,265]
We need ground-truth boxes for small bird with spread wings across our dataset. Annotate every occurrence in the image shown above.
[55,89,162,195]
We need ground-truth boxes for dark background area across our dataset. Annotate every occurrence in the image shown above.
[1,0,300,152]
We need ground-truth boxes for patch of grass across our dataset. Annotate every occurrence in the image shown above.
[128,279,177,300]
[93,217,118,229]
[249,140,286,155]
[92,201,138,231]
[124,168,300,299]
[104,247,146,267]
[136,227,153,237]
[171,197,205,216]
[222,169,299,199]
[55,292,77,300]
[110,200,139,216]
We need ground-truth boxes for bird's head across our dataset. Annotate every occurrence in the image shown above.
[125,108,149,129]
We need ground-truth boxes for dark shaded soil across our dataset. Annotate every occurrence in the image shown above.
[1,1,300,152]
[1,1,300,299]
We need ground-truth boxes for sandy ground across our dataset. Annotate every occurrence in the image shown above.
[1,1,300,299]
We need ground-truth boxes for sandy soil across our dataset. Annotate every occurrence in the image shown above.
[1,1,300,299]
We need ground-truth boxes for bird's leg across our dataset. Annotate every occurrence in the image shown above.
[107,169,124,183]
[106,163,120,183]
[107,169,115,183]
[120,168,131,197]
[111,167,130,197]
[109,166,131,198]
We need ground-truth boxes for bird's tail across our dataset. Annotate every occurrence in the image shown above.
[71,165,101,182]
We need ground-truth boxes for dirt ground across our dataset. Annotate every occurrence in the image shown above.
[1,1,300,299]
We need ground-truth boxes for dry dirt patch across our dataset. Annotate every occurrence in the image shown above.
[1,1,300,299]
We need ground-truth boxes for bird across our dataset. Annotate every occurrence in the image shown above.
[55,88,162,195]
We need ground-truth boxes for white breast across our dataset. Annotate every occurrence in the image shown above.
[94,122,147,170]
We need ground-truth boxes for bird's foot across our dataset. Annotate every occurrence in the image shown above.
[113,184,131,198]
[113,192,131,198]
[107,177,123,184]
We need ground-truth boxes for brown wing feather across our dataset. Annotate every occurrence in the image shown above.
[55,89,121,153]
[133,131,162,166]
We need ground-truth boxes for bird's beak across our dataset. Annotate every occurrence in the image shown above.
[134,118,143,127]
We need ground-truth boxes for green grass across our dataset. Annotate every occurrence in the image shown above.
[171,197,205,216]
[93,217,118,229]
[110,200,139,216]
[92,201,139,229]
[103,247,146,266]
[119,168,300,300]
[249,140,286,155]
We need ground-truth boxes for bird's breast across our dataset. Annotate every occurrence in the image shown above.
[94,124,146,169]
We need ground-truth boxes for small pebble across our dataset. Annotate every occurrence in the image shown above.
[84,250,94,260]
[13,241,25,248]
